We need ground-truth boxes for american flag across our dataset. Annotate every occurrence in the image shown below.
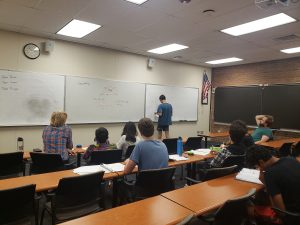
[202,72,211,101]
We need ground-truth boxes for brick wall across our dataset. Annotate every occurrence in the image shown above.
[211,56,300,138]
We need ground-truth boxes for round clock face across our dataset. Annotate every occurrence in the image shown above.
[23,43,40,59]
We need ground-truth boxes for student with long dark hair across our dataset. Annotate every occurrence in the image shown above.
[116,122,140,158]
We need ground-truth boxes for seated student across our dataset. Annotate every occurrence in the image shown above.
[124,118,168,174]
[233,120,254,147]
[246,145,300,220]
[251,115,274,144]
[116,121,140,159]
[291,143,300,163]
[42,111,74,162]
[83,127,116,161]
[210,121,247,168]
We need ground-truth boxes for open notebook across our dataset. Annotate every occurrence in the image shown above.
[236,168,263,185]
[73,163,125,175]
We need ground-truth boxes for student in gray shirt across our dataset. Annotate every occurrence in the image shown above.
[124,117,169,174]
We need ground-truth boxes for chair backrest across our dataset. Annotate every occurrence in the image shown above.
[0,184,36,224]
[55,171,104,208]
[223,154,245,171]
[125,145,135,159]
[135,167,176,198]
[200,165,238,181]
[30,152,65,174]
[0,151,24,177]
[89,149,122,165]
[184,137,203,150]
[162,138,178,155]
[278,142,293,157]
[214,188,256,225]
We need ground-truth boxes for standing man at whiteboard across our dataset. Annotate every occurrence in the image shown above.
[155,95,173,139]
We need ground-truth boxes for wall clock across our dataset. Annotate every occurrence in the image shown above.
[23,43,40,59]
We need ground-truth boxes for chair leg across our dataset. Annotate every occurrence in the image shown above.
[40,208,46,225]
[180,165,184,180]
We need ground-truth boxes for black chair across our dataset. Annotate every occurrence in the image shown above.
[163,138,178,154]
[223,154,245,171]
[0,184,39,225]
[272,207,300,225]
[176,214,194,225]
[123,167,176,201]
[199,188,256,225]
[184,137,203,151]
[278,142,293,157]
[30,152,74,174]
[40,171,105,225]
[125,145,135,159]
[89,149,122,165]
[186,165,238,185]
[0,151,25,178]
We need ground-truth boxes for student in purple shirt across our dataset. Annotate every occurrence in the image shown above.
[83,127,116,162]
[42,112,74,162]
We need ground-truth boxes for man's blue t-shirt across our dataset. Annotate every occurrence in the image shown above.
[157,103,172,126]
[130,140,169,171]
[251,127,273,142]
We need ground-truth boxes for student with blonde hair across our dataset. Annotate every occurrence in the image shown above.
[42,112,74,162]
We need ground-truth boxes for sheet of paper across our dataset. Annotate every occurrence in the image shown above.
[169,154,188,161]
[73,165,106,174]
[102,163,125,172]
[191,149,211,155]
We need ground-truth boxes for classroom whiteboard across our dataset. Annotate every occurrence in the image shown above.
[65,76,145,123]
[145,84,198,121]
[0,70,65,126]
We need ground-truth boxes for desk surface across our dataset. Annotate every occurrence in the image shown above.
[162,174,263,216]
[258,137,300,149]
[116,153,214,176]
[0,169,118,192]
[198,131,229,138]
[61,195,193,225]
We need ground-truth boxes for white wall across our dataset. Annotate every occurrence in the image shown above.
[0,30,211,153]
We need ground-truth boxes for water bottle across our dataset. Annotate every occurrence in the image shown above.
[17,137,24,151]
[177,136,183,156]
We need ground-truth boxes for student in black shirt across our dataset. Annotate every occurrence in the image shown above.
[246,145,300,223]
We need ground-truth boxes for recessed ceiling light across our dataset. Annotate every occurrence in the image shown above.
[148,44,189,54]
[281,46,300,54]
[221,13,296,36]
[57,19,101,38]
[125,0,149,5]
[206,57,243,65]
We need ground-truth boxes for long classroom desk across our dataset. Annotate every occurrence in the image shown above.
[61,195,193,225]
[258,137,300,149]
[197,132,229,148]
[0,169,118,192]
[115,153,214,178]
[161,174,263,216]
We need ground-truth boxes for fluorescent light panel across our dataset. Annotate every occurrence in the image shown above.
[148,44,189,54]
[281,46,300,54]
[125,0,149,4]
[57,19,101,38]
[221,13,296,36]
[206,57,243,65]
